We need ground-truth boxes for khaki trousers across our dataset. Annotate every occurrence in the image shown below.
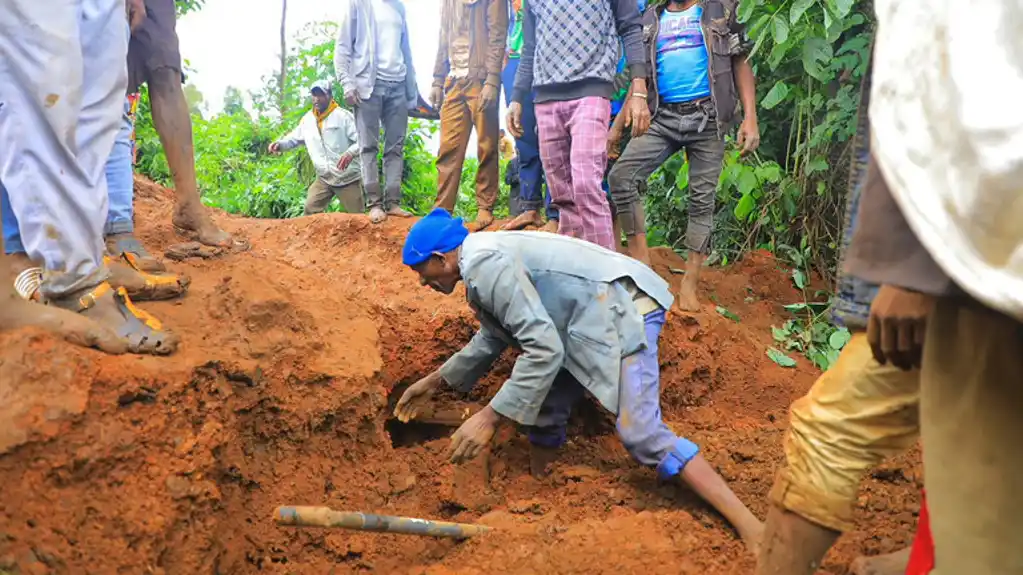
[434,78,499,213]
[305,178,364,216]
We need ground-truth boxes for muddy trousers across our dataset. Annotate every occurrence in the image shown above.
[2,96,135,253]
[535,97,615,250]
[770,332,920,532]
[0,0,127,298]
[920,299,1023,575]
[355,80,407,211]
[434,78,499,214]
[528,309,700,479]
[304,178,364,215]
[607,105,723,253]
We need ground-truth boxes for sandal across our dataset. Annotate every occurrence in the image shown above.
[105,234,166,273]
[164,241,224,262]
[105,253,190,301]
[55,282,177,355]
[173,225,250,253]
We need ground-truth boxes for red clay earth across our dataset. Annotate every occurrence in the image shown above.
[0,178,921,575]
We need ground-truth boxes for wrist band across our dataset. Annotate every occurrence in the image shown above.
[631,92,648,99]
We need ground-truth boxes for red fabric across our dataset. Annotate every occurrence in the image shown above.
[906,490,935,575]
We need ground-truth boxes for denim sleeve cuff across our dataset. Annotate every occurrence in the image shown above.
[655,437,700,480]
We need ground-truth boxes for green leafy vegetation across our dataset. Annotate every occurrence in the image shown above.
[137,1,872,371]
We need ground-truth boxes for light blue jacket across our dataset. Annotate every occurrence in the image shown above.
[333,0,419,108]
[438,232,674,426]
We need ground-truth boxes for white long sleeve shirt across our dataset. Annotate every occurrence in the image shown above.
[276,106,361,187]
[870,0,1023,321]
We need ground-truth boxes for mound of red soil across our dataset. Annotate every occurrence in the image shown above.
[0,177,921,574]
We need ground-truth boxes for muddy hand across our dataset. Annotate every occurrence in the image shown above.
[447,407,500,464]
[394,370,443,422]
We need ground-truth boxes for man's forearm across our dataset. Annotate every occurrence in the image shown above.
[733,56,756,120]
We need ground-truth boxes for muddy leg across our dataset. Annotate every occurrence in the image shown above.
[849,547,911,575]
[756,506,839,575]
[148,68,234,248]
[677,251,705,312]
[681,455,764,553]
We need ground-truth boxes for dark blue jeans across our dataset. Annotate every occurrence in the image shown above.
[502,58,556,219]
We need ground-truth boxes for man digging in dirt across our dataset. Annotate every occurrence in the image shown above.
[393,208,763,554]
[0,0,178,355]
[128,0,246,254]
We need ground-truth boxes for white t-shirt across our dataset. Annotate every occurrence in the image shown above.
[870,0,1023,321]
[372,0,406,83]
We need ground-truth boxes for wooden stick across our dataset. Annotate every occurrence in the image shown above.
[273,506,491,539]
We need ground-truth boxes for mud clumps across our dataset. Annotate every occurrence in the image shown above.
[0,177,921,574]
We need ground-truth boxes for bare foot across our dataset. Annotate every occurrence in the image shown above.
[0,292,128,354]
[475,209,494,230]
[387,206,413,218]
[172,203,237,248]
[850,548,911,575]
[529,444,561,478]
[541,219,558,233]
[501,210,543,231]
[369,207,387,224]
[677,278,701,312]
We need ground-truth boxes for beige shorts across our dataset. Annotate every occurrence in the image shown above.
[770,331,919,532]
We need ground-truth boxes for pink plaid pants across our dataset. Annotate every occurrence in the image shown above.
[535,97,614,250]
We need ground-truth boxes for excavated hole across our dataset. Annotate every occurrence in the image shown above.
[384,418,454,448]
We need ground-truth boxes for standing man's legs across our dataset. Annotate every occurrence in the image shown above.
[608,111,682,263]
[920,300,1023,575]
[380,81,410,218]
[103,94,166,272]
[356,84,387,223]
[755,334,920,575]
[565,97,614,250]
[536,101,577,238]
[502,58,546,230]
[303,178,335,216]
[471,81,500,229]
[130,0,239,248]
[334,180,365,214]
[0,0,175,354]
[434,79,475,214]
[677,129,725,311]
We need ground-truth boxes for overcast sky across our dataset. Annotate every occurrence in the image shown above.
[177,0,504,156]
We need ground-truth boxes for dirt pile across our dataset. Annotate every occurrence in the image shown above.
[0,178,921,574]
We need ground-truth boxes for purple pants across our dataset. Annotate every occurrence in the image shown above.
[535,97,615,250]
[528,309,701,480]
